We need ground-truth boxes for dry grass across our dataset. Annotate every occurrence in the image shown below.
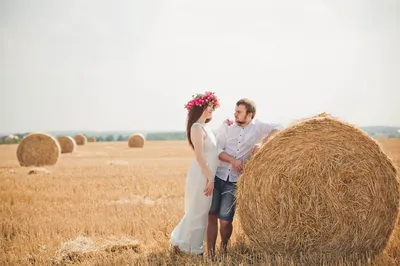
[1,140,400,265]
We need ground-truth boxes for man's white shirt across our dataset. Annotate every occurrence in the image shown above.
[215,119,284,183]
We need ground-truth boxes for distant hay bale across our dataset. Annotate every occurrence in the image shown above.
[16,133,61,167]
[74,134,87,145]
[88,137,96,143]
[237,114,400,263]
[128,133,145,148]
[57,136,76,153]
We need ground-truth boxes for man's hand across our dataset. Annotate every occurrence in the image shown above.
[204,180,214,196]
[251,143,261,155]
[231,159,243,172]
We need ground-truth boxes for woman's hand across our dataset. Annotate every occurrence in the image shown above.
[204,180,214,196]
[204,167,214,183]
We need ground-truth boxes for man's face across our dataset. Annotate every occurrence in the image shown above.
[234,104,250,125]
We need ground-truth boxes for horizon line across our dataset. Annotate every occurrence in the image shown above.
[1,124,400,136]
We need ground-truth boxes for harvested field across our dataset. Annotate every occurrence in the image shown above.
[1,139,400,265]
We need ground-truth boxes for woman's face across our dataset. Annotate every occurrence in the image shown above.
[203,105,215,119]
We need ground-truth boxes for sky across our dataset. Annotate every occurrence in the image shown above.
[0,0,398,134]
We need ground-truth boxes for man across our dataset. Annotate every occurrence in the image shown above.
[206,98,284,257]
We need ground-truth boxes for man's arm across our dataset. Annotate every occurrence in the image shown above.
[216,123,243,171]
[251,120,284,154]
[219,151,243,171]
[261,129,280,144]
[219,151,235,164]
[259,120,284,142]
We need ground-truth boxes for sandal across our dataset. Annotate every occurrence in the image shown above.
[171,245,181,255]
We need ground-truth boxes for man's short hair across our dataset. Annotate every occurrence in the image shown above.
[236,98,256,119]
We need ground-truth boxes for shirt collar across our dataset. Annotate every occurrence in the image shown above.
[234,119,255,128]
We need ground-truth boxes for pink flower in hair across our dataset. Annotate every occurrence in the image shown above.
[184,91,220,113]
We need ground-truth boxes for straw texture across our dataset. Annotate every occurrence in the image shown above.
[74,134,87,145]
[128,133,145,148]
[57,136,76,153]
[16,133,61,166]
[237,114,400,263]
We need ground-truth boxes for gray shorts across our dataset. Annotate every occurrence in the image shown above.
[209,176,236,222]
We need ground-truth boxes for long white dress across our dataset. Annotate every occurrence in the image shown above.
[170,122,219,255]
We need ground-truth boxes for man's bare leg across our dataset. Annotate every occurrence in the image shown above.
[219,220,233,254]
[206,214,218,259]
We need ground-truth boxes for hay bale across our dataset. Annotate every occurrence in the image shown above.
[16,133,61,167]
[74,134,87,145]
[128,133,145,148]
[237,114,400,263]
[88,137,96,143]
[57,136,76,153]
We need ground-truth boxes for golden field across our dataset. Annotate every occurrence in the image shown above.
[1,139,400,265]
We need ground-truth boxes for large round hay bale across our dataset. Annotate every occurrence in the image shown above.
[88,137,96,143]
[128,133,145,148]
[237,114,400,263]
[57,136,76,153]
[16,133,61,166]
[74,134,87,145]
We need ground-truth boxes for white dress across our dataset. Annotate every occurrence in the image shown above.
[170,122,219,255]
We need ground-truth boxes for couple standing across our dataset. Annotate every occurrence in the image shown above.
[170,91,283,257]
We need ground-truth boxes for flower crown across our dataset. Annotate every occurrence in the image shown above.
[184,91,220,112]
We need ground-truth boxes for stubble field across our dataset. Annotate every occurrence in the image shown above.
[1,139,400,265]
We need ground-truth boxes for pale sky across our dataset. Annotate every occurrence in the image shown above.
[0,0,399,134]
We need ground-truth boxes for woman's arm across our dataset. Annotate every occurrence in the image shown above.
[191,124,213,182]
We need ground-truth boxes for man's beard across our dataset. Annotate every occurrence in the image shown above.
[235,119,246,125]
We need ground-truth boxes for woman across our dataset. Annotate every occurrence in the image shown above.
[170,91,220,256]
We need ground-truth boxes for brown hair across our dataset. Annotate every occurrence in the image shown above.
[186,105,210,150]
[236,98,256,119]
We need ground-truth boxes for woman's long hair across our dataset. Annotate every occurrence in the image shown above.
[186,105,211,150]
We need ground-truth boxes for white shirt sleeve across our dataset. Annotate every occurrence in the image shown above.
[255,119,284,137]
[216,123,227,156]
